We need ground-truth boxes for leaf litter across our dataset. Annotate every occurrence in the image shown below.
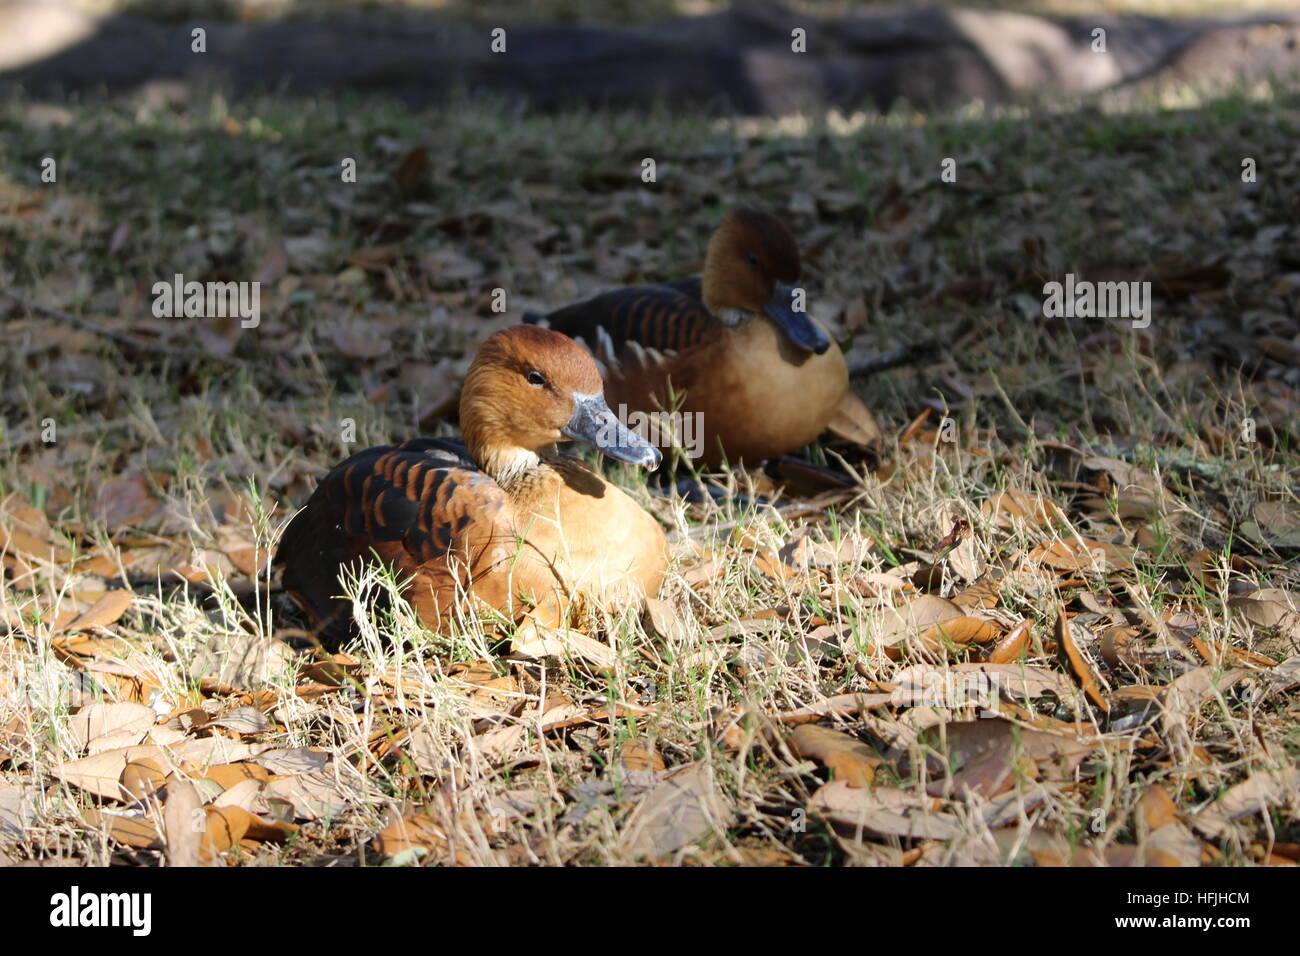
[0,87,1297,867]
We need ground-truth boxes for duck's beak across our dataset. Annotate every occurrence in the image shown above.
[765,282,831,355]
[562,392,663,469]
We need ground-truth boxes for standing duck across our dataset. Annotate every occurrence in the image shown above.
[276,325,668,649]
[525,208,848,467]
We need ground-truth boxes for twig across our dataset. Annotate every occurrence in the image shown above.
[1,289,245,367]
[2,417,134,449]
[846,339,940,377]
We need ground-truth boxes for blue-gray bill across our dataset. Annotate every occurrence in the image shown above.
[562,392,663,469]
[765,283,830,354]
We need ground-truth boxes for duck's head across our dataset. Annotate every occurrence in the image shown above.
[461,325,662,484]
[700,208,830,355]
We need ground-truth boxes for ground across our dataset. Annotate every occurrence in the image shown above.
[0,66,1297,866]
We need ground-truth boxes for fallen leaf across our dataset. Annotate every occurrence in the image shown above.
[825,390,883,447]
[0,783,37,844]
[1055,608,1110,712]
[869,594,965,658]
[809,782,962,839]
[987,619,1032,663]
[254,747,328,776]
[982,489,1066,530]
[621,738,666,774]
[163,781,204,867]
[262,773,351,821]
[212,707,271,736]
[770,692,893,724]
[120,758,166,801]
[1243,500,1300,549]
[62,590,133,631]
[83,808,162,850]
[68,701,156,751]
[53,745,171,801]
[511,620,616,669]
[93,477,158,532]
[620,763,732,861]
[1229,588,1300,643]
[1192,768,1300,839]
[1029,538,1133,573]
[787,724,881,788]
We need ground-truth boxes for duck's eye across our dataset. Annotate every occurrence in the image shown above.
[745,252,761,268]
[527,370,548,388]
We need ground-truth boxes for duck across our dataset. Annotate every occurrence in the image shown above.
[275,325,669,650]
[525,208,848,468]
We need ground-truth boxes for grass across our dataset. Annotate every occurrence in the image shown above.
[0,74,1297,866]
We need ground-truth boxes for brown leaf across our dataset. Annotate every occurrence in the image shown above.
[203,806,294,859]
[68,701,155,751]
[1160,666,1245,759]
[373,812,449,859]
[212,707,271,736]
[0,782,36,844]
[393,144,429,193]
[918,615,1001,647]
[952,576,1002,609]
[1143,821,1204,867]
[83,808,163,850]
[331,320,392,361]
[53,745,171,801]
[1192,768,1300,839]
[682,551,725,588]
[788,724,881,788]
[0,524,70,563]
[1055,608,1110,712]
[1229,588,1300,643]
[262,773,350,822]
[870,594,965,658]
[619,763,732,861]
[981,489,1065,531]
[770,692,893,725]
[621,738,666,774]
[511,620,617,669]
[987,619,1032,663]
[201,762,272,789]
[93,477,158,532]
[163,780,204,867]
[62,590,133,632]
[825,390,883,447]
[1244,500,1300,549]
[809,782,962,839]
[1099,624,1142,669]
[120,759,167,801]
[1138,783,1181,831]
[929,719,1091,784]
[891,661,1073,711]
[643,597,687,642]
[1030,538,1133,573]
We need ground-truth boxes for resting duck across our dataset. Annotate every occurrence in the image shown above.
[525,208,848,467]
[276,325,668,649]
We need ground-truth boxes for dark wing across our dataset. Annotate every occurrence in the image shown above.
[526,278,721,360]
[276,439,505,647]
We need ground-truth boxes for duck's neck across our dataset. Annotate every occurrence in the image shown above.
[474,443,561,499]
[709,305,751,328]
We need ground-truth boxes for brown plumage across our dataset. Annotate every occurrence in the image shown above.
[526,209,848,467]
[276,325,668,649]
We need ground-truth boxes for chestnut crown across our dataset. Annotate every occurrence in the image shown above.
[700,209,801,315]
